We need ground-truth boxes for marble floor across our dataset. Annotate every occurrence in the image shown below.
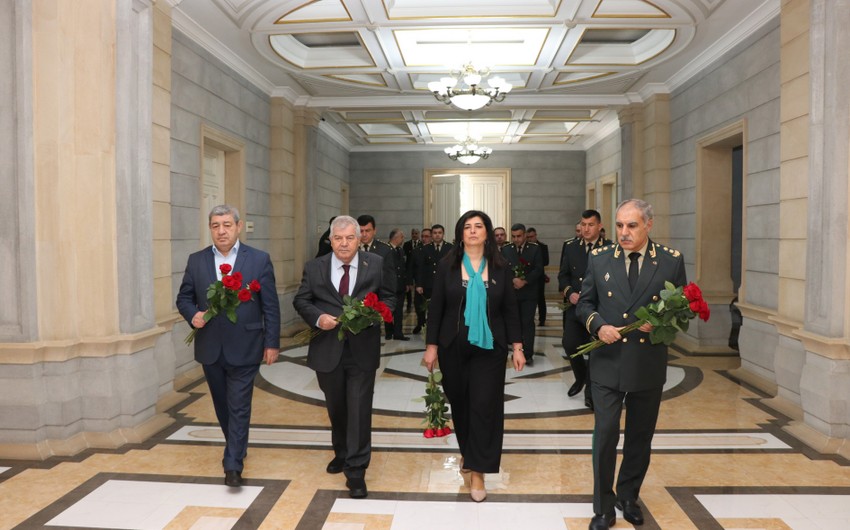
[3,312,850,529]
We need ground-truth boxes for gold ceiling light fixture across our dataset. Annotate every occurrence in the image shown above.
[444,135,492,165]
[427,63,512,111]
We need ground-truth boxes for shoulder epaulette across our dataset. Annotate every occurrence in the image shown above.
[591,244,615,256]
[658,244,681,258]
[565,238,577,245]
[527,241,539,246]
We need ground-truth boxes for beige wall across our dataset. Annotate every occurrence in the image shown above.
[777,0,809,323]
[33,0,119,340]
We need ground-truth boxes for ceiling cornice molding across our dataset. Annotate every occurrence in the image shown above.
[159,0,184,7]
[579,116,621,151]
[172,6,276,95]
[665,0,781,93]
[318,120,355,151]
[270,86,300,104]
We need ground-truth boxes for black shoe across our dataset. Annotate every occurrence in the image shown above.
[393,335,411,341]
[588,513,615,530]
[585,396,594,410]
[385,334,393,340]
[525,355,534,366]
[615,499,644,525]
[326,456,345,474]
[412,325,422,334]
[224,470,243,487]
[567,379,585,397]
[345,477,368,498]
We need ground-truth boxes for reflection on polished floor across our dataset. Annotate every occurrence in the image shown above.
[3,314,850,529]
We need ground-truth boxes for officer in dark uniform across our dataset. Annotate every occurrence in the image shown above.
[402,228,421,312]
[386,227,410,340]
[316,216,336,257]
[410,228,431,332]
[357,215,397,333]
[558,209,611,409]
[501,223,544,365]
[526,227,549,326]
[413,224,453,333]
[577,199,687,530]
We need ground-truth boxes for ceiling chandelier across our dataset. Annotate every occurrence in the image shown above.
[444,137,492,165]
[427,63,512,111]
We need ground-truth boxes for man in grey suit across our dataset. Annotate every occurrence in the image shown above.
[293,215,396,499]
[176,205,280,488]
[577,199,687,530]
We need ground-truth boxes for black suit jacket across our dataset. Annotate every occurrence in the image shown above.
[176,244,281,366]
[415,242,454,290]
[293,252,396,373]
[425,259,522,351]
[576,240,687,392]
[558,237,612,320]
[500,242,544,301]
[389,245,408,293]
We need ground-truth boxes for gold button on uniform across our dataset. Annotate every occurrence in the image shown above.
[623,338,628,343]
[623,313,628,319]
[608,291,613,297]
[640,338,645,343]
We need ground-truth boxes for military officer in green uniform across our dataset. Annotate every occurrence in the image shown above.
[558,209,611,408]
[577,199,687,530]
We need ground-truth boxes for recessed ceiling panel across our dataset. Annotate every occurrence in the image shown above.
[382,0,562,19]
[269,32,375,69]
[567,28,675,65]
[394,27,549,67]
[358,123,411,135]
[424,110,514,121]
[593,0,669,18]
[276,0,352,24]
[327,74,388,87]
[426,121,511,138]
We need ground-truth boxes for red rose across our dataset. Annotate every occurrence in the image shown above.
[379,306,393,323]
[231,271,243,285]
[435,428,445,437]
[249,280,261,292]
[219,263,232,275]
[689,299,701,313]
[423,428,435,438]
[238,289,252,302]
[698,299,711,321]
[683,282,703,302]
[364,292,379,307]
[443,427,452,435]
[222,275,240,290]
[519,258,530,266]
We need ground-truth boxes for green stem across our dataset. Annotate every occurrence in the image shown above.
[570,319,647,358]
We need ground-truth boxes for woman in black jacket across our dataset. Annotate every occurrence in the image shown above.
[423,210,525,502]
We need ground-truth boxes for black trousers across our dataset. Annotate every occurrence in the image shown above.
[517,297,537,356]
[316,342,376,479]
[202,358,260,473]
[416,288,432,327]
[536,281,547,324]
[590,381,663,515]
[562,314,589,385]
[438,336,507,473]
[386,289,405,337]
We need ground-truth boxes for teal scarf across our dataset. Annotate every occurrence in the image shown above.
[463,253,493,349]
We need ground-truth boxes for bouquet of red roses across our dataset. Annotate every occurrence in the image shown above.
[418,370,451,438]
[294,292,393,344]
[572,281,710,357]
[185,263,261,344]
[512,257,531,280]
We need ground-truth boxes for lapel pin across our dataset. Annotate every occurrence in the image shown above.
[604,272,610,282]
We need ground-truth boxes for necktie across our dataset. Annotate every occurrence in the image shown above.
[586,243,592,255]
[436,244,440,253]
[628,252,640,291]
[339,264,350,296]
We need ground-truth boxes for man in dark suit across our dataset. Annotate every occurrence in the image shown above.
[402,228,420,312]
[501,223,544,365]
[577,199,687,530]
[411,228,432,333]
[176,205,281,488]
[558,209,611,409]
[293,215,396,499]
[387,227,410,340]
[414,224,453,333]
[526,227,549,326]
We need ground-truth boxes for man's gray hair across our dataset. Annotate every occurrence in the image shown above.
[209,204,240,223]
[389,227,403,240]
[331,215,359,237]
[617,199,653,223]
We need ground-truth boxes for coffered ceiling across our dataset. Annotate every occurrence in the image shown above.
[173,0,779,152]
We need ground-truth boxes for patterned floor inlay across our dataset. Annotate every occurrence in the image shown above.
[166,425,791,452]
[295,491,660,530]
[16,473,288,530]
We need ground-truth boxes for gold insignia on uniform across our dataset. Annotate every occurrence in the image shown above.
[652,261,657,266]
[622,313,628,319]
[649,244,657,258]
[608,291,612,297]
[652,295,658,301]
[604,272,610,282]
